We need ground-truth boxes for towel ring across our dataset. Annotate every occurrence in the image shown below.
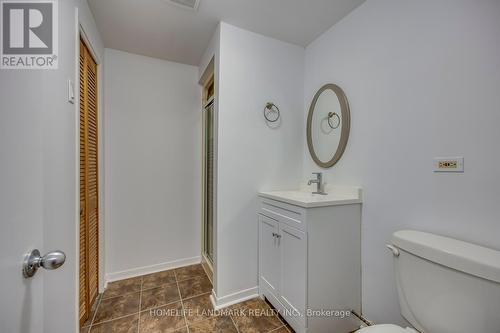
[264,102,280,122]
[327,112,340,129]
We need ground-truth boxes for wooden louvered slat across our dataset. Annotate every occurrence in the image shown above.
[79,38,88,327]
[86,48,99,307]
[79,37,99,328]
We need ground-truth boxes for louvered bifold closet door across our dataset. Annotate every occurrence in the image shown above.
[79,39,87,326]
[79,38,99,327]
[86,40,99,310]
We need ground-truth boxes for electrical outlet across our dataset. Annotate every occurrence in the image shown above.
[433,157,464,173]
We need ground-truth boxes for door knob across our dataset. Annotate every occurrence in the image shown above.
[23,249,66,278]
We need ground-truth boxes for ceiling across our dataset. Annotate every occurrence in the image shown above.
[87,0,365,66]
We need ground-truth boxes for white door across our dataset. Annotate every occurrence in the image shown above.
[0,47,78,333]
[259,215,281,295]
[279,224,307,318]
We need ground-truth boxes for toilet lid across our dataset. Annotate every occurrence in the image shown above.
[357,324,414,333]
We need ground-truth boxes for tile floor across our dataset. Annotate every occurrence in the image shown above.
[81,264,294,333]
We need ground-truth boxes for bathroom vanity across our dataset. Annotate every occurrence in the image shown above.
[258,187,363,333]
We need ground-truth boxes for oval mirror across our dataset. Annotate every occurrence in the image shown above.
[307,84,350,168]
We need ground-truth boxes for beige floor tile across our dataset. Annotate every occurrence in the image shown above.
[141,284,180,310]
[230,298,283,333]
[103,277,142,299]
[175,264,207,281]
[177,275,212,300]
[142,270,176,290]
[85,268,294,333]
[188,316,238,333]
[89,314,138,333]
[93,292,140,324]
[139,302,186,333]
[182,293,218,325]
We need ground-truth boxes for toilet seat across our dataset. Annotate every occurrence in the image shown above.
[357,324,418,333]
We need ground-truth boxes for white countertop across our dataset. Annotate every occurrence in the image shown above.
[258,186,362,208]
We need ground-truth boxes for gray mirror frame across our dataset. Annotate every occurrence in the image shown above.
[307,83,351,168]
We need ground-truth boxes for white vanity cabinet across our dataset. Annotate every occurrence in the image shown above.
[258,190,362,333]
[259,214,307,323]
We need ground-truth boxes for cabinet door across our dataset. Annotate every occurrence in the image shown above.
[279,224,307,318]
[259,215,280,295]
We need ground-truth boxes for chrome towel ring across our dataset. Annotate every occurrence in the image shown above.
[327,112,340,129]
[264,102,280,122]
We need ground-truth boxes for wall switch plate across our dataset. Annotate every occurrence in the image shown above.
[433,157,464,173]
[68,79,75,104]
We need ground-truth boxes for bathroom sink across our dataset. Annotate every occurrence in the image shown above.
[258,186,362,208]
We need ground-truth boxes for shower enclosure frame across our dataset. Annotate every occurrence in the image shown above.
[201,70,215,283]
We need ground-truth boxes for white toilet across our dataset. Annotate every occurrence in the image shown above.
[358,230,500,333]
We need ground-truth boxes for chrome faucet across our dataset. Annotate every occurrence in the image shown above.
[308,172,327,195]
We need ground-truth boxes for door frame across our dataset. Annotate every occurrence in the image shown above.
[200,62,216,285]
[74,8,105,332]
[202,93,214,260]
[201,96,214,283]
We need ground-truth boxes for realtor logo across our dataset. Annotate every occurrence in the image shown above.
[1,0,58,69]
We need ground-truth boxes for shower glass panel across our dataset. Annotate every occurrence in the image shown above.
[203,99,214,264]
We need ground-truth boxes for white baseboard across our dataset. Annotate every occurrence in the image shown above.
[105,256,201,283]
[201,253,214,283]
[210,286,259,310]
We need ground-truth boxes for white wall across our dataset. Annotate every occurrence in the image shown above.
[303,0,500,326]
[214,23,305,303]
[104,49,202,279]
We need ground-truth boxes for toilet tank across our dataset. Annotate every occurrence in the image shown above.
[390,230,500,333]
